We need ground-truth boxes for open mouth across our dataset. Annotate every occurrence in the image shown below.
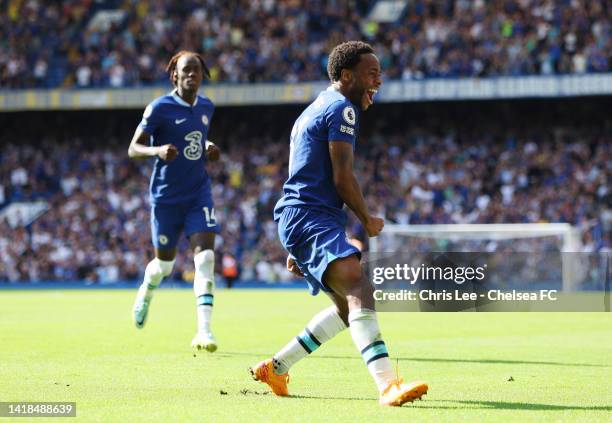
[367,88,377,102]
[363,88,378,108]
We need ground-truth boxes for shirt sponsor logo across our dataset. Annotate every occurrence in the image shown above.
[183,131,203,160]
[342,106,356,125]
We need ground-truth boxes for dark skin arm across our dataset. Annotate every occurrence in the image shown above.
[329,141,384,237]
[128,126,220,162]
[127,126,178,161]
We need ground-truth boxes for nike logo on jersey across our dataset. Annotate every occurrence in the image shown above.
[175,118,187,124]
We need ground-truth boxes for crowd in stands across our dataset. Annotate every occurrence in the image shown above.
[1,0,610,88]
[0,111,609,283]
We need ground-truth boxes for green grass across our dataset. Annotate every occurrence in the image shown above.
[1,289,611,422]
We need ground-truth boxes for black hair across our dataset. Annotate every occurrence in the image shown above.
[166,51,211,86]
[327,41,374,82]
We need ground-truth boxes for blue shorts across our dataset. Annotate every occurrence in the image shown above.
[150,196,219,250]
[277,206,360,295]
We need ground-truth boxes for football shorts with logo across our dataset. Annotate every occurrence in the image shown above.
[277,206,360,295]
[151,192,219,250]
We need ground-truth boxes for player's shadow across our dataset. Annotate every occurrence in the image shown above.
[215,351,609,368]
[237,389,376,402]
[416,400,612,411]
[237,394,612,410]
[394,356,609,368]
[289,394,376,402]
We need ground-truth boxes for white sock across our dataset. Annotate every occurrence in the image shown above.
[273,306,347,375]
[139,258,174,301]
[194,250,215,333]
[348,309,396,392]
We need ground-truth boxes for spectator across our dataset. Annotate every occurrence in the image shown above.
[1,0,609,89]
[0,112,608,283]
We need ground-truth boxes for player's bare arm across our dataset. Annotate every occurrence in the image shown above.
[329,141,384,237]
[127,127,178,161]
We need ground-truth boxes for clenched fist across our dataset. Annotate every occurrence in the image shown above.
[364,216,384,237]
[157,144,178,161]
[206,142,220,162]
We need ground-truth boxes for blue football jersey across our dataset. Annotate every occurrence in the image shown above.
[274,87,360,222]
[139,90,215,205]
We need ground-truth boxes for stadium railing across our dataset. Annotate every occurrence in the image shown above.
[1,74,611,111]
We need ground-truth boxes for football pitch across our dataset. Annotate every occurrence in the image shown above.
[1,289,611,422]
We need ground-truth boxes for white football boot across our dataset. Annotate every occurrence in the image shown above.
[191,331,217,352]
[132,285,151,329]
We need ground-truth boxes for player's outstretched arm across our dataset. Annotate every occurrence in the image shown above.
[329,141,384,237]
[128,127,178,161]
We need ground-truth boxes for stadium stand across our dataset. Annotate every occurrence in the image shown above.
[0,100,609,283]
[1,0,609,88]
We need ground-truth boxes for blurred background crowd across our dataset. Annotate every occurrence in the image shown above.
[0,0,609,285]
[1,0,610,88]
[0,101,609,283]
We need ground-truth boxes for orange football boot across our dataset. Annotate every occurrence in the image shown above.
[379,379,428,406]
[249,359,290,396]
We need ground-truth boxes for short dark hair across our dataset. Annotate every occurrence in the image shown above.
[166,51,211,87]
[327,41,374,82]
